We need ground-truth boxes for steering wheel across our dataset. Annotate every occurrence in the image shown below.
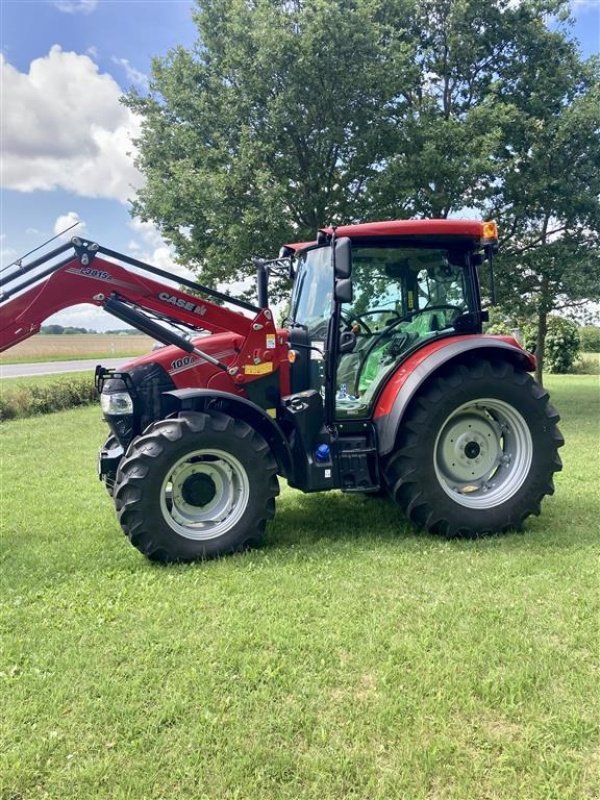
[350,313,417,395]
[350,305,466,395]
[341,308,401,335]
[341,312,373,335]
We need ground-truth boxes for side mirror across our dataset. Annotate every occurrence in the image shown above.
[334,237,352,278]
[339,330,356,354]
[334,277,353,303]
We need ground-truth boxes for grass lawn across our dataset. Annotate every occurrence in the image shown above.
[1,375,598,799]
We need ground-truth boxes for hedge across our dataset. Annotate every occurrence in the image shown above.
[0,376,98,421]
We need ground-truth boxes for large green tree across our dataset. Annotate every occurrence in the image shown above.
[126,0,599,376]
[125,0,412,289]
[489,58,600,383]
[363,0,600,382]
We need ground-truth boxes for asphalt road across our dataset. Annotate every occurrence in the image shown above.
[0,357,129,379]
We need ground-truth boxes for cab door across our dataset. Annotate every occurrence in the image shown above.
[287,246,332,394]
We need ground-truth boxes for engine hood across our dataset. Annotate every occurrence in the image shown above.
[118,330,244,379]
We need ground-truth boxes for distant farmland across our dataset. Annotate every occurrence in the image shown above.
[0,334,155,364]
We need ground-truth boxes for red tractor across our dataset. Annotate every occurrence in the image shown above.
[0,220,563,561]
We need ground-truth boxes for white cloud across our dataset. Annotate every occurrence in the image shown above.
[54,211,86,238]
[0,46,143,202]
[44,305,125,332]
[111,57,149,90]
[127,219,194,280]
[53,0,98,14]
[0,246,18,265]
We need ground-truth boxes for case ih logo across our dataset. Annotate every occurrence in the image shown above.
[158,292,207,316]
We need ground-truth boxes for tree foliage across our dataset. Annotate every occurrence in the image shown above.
[126,0,413,290]
[126,0,600,373]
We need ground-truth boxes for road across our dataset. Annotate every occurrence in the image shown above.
[0,357,130,379]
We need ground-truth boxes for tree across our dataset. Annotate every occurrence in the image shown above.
[125,0,412,294]
[41,324,65,335]
[489,60,600,383]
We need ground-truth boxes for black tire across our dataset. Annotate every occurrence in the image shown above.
[383,358,564,537]
[113,411,279,562]
[101,433,121,497]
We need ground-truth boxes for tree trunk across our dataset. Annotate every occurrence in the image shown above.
[533,221,551,388]
[535,308,547,387]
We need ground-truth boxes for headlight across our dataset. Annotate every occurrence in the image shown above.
[101,391,134,415]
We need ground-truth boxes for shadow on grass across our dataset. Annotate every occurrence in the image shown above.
[268,490,412,548]
[263,487,592,556]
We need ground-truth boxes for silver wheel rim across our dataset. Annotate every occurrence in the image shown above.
[159,448,250,540]
[433,398,532,509]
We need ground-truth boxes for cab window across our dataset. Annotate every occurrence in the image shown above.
[291,247,332,340]
[336,246,470,417]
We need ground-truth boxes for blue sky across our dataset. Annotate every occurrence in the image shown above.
[1,0,599,330]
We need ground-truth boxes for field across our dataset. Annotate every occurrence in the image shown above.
[0,333,154,364]
[574,351,600,374]
[1,375,598,800]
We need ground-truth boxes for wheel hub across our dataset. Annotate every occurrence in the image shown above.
[160,450,250,541]
[433,399,533,509]
[438,412,500,483]
[464,441,480,459]
[181,473,217,507]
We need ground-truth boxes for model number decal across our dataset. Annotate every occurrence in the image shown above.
[68,267,112,280]
[158,292,207,316]
[170,355,200,370]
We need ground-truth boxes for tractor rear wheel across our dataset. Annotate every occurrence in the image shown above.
[383,359,563,537]
[113,411,279,562]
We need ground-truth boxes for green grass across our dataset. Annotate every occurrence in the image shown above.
[1,376,598,800]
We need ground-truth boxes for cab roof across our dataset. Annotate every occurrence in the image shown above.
[286,219,497,251]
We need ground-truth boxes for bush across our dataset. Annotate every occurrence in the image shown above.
[485,321,514,337]
[0,377,97,421]
[579,325,600,353]
[484,309,526,341]
[522,316,581,374]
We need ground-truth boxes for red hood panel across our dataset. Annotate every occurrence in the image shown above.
[119,331,243,380]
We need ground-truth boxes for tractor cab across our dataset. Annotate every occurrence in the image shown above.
[286,221,494,422]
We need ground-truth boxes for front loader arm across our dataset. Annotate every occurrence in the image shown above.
[0,238,284,387]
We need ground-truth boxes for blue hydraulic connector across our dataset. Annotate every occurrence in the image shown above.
[314,444,331,463]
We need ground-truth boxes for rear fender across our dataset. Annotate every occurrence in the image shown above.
[374,335,536,456]
[164,389,295,481]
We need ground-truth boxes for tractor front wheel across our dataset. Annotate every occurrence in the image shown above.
[113,411,279,562]
[383,359,563,537]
